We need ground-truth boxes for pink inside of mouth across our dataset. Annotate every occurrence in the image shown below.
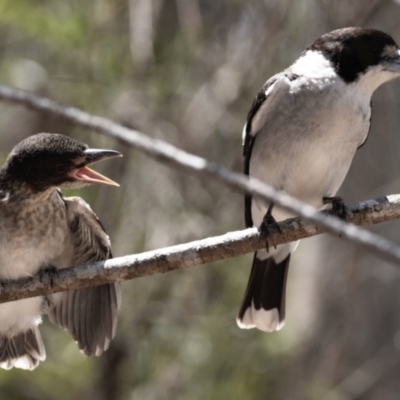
[75,167,96,181]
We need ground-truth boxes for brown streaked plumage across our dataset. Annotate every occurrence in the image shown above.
[0,133,122,369]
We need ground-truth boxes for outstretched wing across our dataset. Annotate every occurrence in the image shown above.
[49,195,121,356]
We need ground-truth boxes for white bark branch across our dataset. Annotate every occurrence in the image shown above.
[0,194,400,304]
[0,85,399,302]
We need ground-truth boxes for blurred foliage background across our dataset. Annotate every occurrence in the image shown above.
[1,0,400,399]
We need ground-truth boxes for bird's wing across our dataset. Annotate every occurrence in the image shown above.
[357,100,372,149]
[48,194,121,356]
[243,72,298,227]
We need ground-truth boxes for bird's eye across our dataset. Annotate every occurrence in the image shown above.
[55,164,67,174]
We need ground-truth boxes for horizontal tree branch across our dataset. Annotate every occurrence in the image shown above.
[1,86,400,265]
[1,194,400,304]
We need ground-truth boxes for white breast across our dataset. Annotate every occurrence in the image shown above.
[249,63,371,226]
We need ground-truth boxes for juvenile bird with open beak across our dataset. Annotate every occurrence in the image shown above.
[0,133,122,370]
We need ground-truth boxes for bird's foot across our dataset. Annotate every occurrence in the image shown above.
[323,196,350,220]
[259,213,282,252]
[39,265,59,289]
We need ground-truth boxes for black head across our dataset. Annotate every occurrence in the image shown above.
[2,133,122,192]
[308,28,400,83]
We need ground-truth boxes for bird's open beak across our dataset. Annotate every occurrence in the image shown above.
[73,149,122,187]
[386,50,400,72]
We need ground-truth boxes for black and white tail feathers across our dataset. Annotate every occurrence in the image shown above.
[0,326,45,370]
[237,252,290,332]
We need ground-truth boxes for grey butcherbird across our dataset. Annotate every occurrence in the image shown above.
[237,28,400,332]
[0,132,122,370]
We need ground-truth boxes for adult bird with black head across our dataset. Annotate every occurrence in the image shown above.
[238,28,400,332]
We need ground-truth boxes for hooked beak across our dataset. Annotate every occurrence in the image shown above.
[73,149,122,187]
[386,50,400,73]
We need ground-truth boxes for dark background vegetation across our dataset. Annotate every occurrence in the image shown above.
[1,0,400,399]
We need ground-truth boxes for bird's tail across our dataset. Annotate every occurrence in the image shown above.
[237,252,291,332]
[0,325,46,370]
